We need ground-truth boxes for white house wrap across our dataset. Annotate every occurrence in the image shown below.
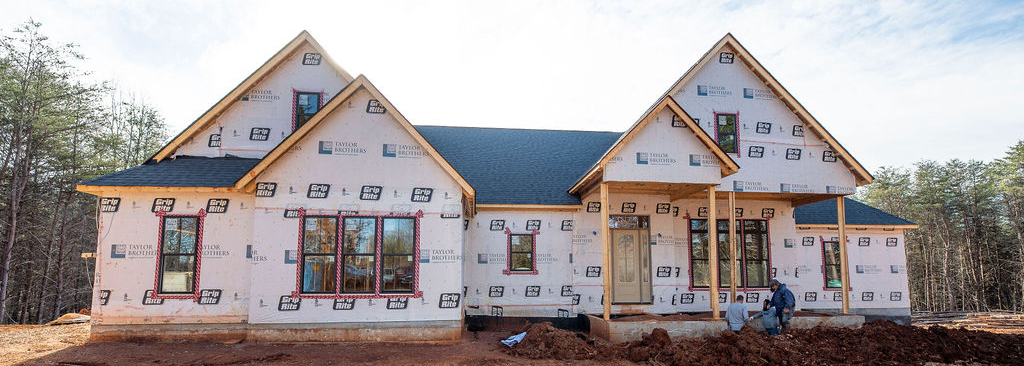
[78,32,915,342]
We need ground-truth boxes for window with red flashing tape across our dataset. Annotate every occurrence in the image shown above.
[504,229,538,275]
[380,217,416,293]
[715,113,739,154]
[301,216,338,294]
[296,210,422,298]
[154,210,206,300]
[341,217,375,293]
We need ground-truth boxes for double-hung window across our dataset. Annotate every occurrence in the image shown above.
[298,211,420,297]
[822,240,842,289]
[301,216,338,293]
[158,216,200,294]
[689,218,769,288]
[380,218,416,292]
[340,217,375,293]
[509,234,535,272]
[294,92,321,130]
[716,113,738,154]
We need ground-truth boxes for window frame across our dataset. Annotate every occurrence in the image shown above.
[339,216,376,294]
[292,89,325,131]
[299,215,341,294]
[152,209,207,301]
[687,217,771,290]
[713,112,740,156]
[503,227,539,275]
[293,208,423,299]
[820,237,850,291]
[378,216,418,294]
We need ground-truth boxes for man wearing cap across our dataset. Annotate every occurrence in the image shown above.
[768,278,796,331]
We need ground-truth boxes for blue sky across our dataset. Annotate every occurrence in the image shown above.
[2,0,1022,171]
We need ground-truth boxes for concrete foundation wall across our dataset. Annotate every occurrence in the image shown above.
[90,320,461,343]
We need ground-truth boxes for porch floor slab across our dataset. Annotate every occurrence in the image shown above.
[586,313,865,342]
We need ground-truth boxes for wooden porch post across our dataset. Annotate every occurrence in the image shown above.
[600,182,612,320]
[708,185,720,319]
[728,191,738,301]
[837,197,850,314]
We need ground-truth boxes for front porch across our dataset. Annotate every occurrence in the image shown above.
[581,180,857,321]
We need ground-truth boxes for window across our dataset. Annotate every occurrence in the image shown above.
[689,219,769,288]
[743,220,770,287]
[294,92,321,130]
[302,216,338,293]
[380,218,415,292]
[296,210,422,298]
[157,214,204,297]
[505,228,539,275]
[509,235,534,272]
[715,113,738,154]
[823,240,842,289]
[339,217,374,293]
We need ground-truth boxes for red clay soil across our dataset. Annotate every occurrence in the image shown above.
[15,328,617,366]
[504,320,1024,365]
[503,322,622,360]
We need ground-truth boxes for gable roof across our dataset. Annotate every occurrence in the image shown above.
[664,33,873,185]
[77,156,260,193]
[795,197,917,227]
[417,126,621,205]
[150,30,354,163]
[234,75,475,198]
[568,95,740,194]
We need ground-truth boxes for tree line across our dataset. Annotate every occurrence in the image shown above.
[859,142,1024,313]
[0,20,169,323]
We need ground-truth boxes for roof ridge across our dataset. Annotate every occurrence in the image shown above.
[415,125,623,134]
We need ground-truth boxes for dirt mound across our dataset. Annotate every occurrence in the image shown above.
[47,313,90,326]
[503,322,611,360]
[504,320,1024,365]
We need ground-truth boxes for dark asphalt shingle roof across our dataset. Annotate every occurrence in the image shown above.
[416,126,621,205]
[79,156,260,187]
[82,128,914,227]
[795,198,917,226]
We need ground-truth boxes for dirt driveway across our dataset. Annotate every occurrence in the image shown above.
[3,324,612,366]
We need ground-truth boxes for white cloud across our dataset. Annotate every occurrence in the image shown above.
[2,0,1022,170]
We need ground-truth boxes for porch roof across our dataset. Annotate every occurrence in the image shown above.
[79,156,260,188]
[794,198,917,227]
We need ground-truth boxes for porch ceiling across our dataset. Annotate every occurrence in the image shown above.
[585,180,844,206]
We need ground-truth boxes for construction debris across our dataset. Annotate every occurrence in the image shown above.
[913,311,1024,334]
[47,313,91,326]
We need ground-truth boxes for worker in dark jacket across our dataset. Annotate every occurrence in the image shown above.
[769,278,796,330]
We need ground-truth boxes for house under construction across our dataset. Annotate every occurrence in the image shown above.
[77,31,917,342]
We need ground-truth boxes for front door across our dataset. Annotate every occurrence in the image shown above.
[611,228,651,303]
